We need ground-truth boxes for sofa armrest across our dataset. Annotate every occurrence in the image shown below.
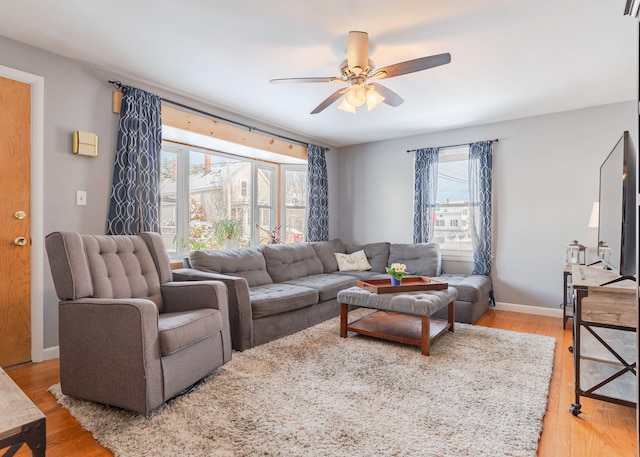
[172,268,253,351]
[161,281,232,361]
[58,298,163,414]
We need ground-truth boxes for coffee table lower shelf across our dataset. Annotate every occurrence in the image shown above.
[340,306,452,356]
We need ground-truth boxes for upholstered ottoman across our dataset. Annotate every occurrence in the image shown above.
[337,286,458,356]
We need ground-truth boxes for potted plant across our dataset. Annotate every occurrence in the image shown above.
[385,263,409,286]
[216,219,243,250]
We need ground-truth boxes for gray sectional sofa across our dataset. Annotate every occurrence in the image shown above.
[173,239,492,351]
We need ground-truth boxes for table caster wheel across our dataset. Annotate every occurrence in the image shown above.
[569,403,582,416]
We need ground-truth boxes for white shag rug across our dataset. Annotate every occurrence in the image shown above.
[50,310,556,457]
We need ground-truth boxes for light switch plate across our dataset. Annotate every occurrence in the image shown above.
[76,190,87,206]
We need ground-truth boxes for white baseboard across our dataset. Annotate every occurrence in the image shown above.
[42,346,59,361]
[494,302,563,318]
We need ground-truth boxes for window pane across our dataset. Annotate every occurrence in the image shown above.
[434,156,472,252]
[188,150,251,250]
[160,149,178,252]
[284,208,305,243]
[283,168,306,243]
[257,168,273,245]
[285,169,307,206]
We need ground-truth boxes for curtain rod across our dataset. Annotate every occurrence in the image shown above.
[109,80,311,149]
[406,138,499,153]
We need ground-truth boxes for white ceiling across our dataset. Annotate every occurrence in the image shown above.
[0,0,636,147]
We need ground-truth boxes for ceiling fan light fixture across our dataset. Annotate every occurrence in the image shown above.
[365,86,385,111]
[337,98,357,114]
[344,83,367,107]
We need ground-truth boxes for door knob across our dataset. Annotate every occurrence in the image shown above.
[14,211,26,220]
[14,237,27,246]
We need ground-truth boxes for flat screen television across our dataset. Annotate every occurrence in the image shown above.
[596,131,636,283]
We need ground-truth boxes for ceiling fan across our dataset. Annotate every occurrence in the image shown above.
[270,31,451,114]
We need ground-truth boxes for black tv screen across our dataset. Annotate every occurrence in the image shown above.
[597,131,636,278]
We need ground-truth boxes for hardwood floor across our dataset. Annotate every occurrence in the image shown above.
[3,310,638,457]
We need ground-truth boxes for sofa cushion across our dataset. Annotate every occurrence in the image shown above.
[261,244,324,283]
[437,274,492,303]
[335,250,372,272]
[250,284,319,319]
[346,242,390,273]
[158,308,223,356]
[389,243,441,277]
[310,239,345,273]
[285,274,357,302]
[189,248,272,287]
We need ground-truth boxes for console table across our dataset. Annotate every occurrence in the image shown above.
[0,367,46,456]
[569,264,637,416]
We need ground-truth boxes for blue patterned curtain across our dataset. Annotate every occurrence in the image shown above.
[107,87,162,235]
[468,141,493,275]
[413,147,439,243]
[306,144,329,241]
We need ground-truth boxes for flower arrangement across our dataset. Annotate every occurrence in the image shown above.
[385,263,409,281]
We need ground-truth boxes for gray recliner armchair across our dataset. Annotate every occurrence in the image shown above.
[45,231,232,414]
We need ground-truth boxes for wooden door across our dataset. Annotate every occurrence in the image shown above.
[0,76,31,367]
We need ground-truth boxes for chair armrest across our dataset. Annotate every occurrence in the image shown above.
[161,281,232,362]
[172,268,253,351]
[161,281,228,313]
[57,298,163,414]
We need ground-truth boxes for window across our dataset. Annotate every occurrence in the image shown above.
[433,146,472,258]
[160,142,306,256]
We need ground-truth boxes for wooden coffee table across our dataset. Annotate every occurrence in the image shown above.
[337,284,458,356]
[0,368,46,456]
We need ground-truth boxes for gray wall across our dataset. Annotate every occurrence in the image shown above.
[333,101,637,309]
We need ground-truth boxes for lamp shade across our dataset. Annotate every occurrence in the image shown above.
[345,84,367,107]
[365,86,385,111]
[588,202,599,228]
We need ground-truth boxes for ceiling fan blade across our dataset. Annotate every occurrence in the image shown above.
[370,53,451,80]
[346,31,369,74]
[270,77,342,84]
[368,83,404,107]
[310,88,349,114]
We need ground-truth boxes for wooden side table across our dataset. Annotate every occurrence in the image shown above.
[0,368,46,456]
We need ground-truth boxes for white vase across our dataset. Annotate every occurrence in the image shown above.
[223,239,240,250]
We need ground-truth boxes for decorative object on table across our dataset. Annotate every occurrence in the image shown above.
[565,240,586,266]
[385,263,408,285]
[598,241,612,265]
[356,277,448,294]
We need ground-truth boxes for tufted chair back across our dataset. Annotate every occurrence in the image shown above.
[46,231,172,312]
